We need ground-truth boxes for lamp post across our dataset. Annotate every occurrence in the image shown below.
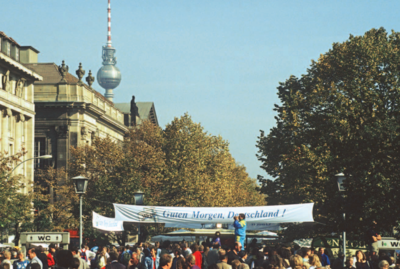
[72,175,89,248]
[7,154,53,180]
[335,172,346,267]
[133,190,144,242]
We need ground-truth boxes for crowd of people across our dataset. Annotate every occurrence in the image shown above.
[0,239,398,269]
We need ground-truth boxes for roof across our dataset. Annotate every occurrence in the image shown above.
[114,102,159,126]
[0,31,20,46]
[20,46,40,53]
[24,62,114,106]
[0,53,42,81]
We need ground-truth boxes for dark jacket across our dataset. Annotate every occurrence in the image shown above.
[37,252,49,269]
[105,261,126,269]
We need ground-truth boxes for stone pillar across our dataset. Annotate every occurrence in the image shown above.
[15,114,22,175]
[2,108,11,154]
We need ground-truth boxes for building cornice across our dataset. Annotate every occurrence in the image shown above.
[0,53,42,81]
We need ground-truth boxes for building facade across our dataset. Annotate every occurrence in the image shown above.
[0,32,42,189]
[24,57,129,169]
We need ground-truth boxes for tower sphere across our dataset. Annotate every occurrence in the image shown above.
[97,64,121,90]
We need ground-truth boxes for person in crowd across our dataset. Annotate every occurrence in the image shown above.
[191,245,202,268]
[159,254,173,269]
[250,252,265,269]
[366,221,381,254]
[355,251,370,269]
[202,246,210,269]
[72,258,81,269]
[144,247,154,269]
[128,252,141,269]
[216,251,232,269]
[301,248,311,265]
[1,251,12,267]
[171,249,182,269]
[46,247,55,269]
[378,261,389,269]
[160,242,172,257]
[238,251,247,264]
[228,243,241,265]
[309,254,322,269]
[48,245,56,267]
[70,246,89,269]
[13,251,29,269]
[36,247,48,269]
[280,248,291,268]
[231,260,241,269]
[122,247,133,266]
[269,255,284,269]
[186,255,200,269]
[212,233,222,247]
[27,248,43,269]
[181,243,192,259]
[105,251,126,269]
[207,244,220,267]
[318,248,330,268]
[175,256,186,269]
[345,258,356,269]
[331,253,344,269]
[233,214,247,249]
[97,246,108,269]
[55,250,73,269]
[289,254,303,269]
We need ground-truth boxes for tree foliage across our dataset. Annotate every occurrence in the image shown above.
[35,114,264,244]
[256,28,400,240]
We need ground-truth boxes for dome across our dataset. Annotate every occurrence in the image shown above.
[97,65,121,90]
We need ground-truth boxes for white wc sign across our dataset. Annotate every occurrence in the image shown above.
[26,234,63,243]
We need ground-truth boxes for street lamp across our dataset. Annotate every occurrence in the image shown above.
[133,190,144,242]
[7,155,53,180]
[72,175,89,248]
[335,172,346,267]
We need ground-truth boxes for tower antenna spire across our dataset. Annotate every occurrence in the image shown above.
[97,0,121,102]
[107,0,112,47]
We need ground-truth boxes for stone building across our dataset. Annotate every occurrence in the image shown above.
[24,58,129,169]
[0,32,42,188]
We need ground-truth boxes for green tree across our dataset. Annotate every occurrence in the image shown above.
[257,28,400,240]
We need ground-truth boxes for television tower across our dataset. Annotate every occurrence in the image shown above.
[97,0,121,102]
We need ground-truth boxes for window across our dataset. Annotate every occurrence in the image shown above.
[34,138,46,168]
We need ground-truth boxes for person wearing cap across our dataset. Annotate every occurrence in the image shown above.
[366,221,381,254]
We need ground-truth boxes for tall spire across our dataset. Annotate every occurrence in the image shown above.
[107,0,112,47]
[97,0,121,102]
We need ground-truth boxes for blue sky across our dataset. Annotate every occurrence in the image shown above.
[2,1,399,180]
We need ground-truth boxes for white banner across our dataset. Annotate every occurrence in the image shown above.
[164,222,282,231]
[113,203,313,224]
[92,212,124,232]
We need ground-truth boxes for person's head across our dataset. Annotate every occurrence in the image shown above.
[150,246,156,257]
[37,246,44,253]
[155,242,160,249]
[17,251,24,261]
[71,258,81,269]
[234,242,242,252]
[345,258,354,267]
[69,245,79,255]
[379,260,390,269]
[191,244,199,253]
[56,250,73,267]
[238,264,250,269]
[3,251,11,260]
[49,244,56,253]
[318,248,324,255]
[160,254,173,269]
[372,221,377,228]
[215,232,221,237]
[290,254,303,268]
[109,251,119,261]
[186,254,196,266]
[27,248,37,259]
[356,251,366,262]
[219,252,228,262]
[309,254,321,267]
[239,213,246,220]
[232,260,241,269]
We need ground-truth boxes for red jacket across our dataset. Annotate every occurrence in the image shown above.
[47,253,55,267]
[193,251,202,268]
